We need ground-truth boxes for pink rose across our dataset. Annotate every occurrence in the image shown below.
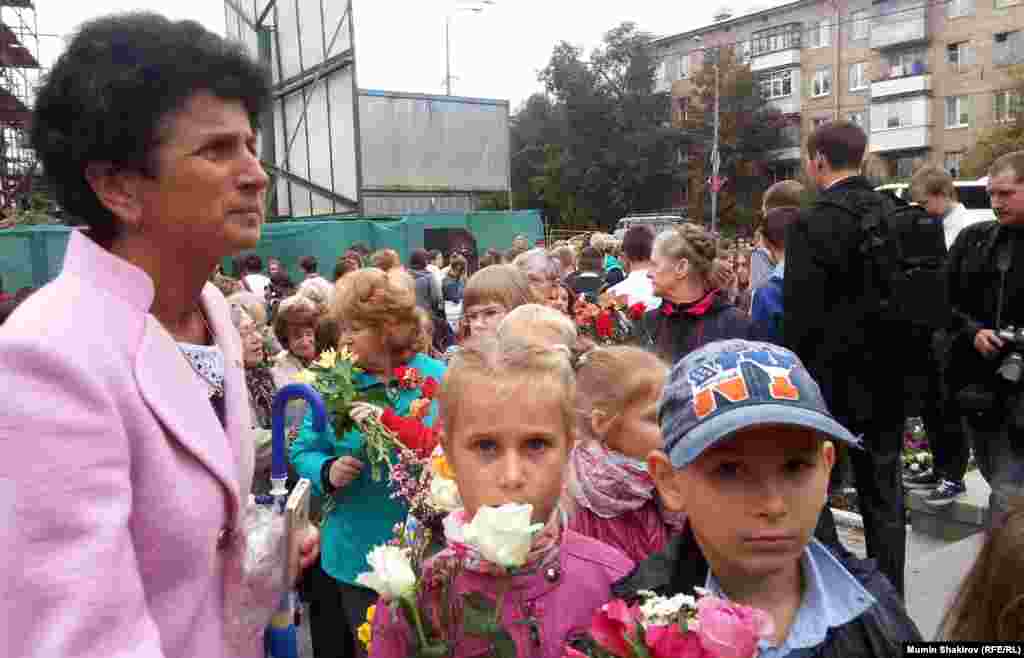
[564,646,590,658]
[696,596,775,658]
[591,599,641,657]
[646,624,707,658]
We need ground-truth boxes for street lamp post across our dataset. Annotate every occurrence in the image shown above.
[694,35,721,236]
[445,0,494,96]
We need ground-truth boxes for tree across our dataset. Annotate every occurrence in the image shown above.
[514,22,689,230]
[682,45,784,236]
[963,66,1024,177]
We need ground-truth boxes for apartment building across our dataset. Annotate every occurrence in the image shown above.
[652,0,1024,183]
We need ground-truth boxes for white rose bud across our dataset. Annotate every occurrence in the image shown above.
[462,503,544,570]
[355,545,417,601]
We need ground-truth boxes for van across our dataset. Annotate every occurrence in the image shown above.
[875,177,995,223]
[613,213,687,240]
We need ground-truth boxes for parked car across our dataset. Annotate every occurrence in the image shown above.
[875,177,996,223]
[613,212,687,240]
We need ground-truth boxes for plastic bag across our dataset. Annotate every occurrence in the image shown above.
[224,498,287,657]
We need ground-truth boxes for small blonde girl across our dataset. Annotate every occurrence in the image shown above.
[566,346,681,563]
[370,339,633,658]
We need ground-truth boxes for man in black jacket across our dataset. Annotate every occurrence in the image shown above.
[784,121,907,597]
[946,151,1024,529]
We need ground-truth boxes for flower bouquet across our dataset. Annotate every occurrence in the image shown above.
[574,292,649,346]
[389,446,463,537]
[294,349,439,482]
[565,589,774,658]
[901,417,932,475]
[356,503,546,658]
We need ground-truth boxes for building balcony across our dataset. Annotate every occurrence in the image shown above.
[765,95,800,115]
[768,146,802,162]
[870,8,927,50]
[869,125,930,153]
[871,73,931,100]
[750,48,800,73]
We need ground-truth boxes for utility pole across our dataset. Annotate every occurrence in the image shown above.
[710,50,721,237]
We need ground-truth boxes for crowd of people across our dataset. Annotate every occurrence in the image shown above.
[3,10,1024,658]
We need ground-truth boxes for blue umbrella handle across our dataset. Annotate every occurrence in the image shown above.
[271,384,327,496]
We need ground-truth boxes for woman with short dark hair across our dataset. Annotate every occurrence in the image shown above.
[1,13,319,657]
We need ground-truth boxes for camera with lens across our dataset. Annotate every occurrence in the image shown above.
[996,326,1024,384]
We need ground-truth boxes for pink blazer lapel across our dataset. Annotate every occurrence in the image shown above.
[135,313,241,517]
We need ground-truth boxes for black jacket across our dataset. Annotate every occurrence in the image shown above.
[783,176,904,429]
[642,290,758,366]
[946,220,1024,391]
[611,525,922,658]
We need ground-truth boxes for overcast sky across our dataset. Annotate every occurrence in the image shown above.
[31,0,771,111]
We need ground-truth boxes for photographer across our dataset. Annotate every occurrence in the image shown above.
[947,151,1024,528]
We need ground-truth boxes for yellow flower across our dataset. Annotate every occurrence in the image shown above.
[338,346,356,362]
[366,605,376,624]
[294,369,317,385]
[432,454,456,481]
[314,348,338,369]
[357,622,372,648]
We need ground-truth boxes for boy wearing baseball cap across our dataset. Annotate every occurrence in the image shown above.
[613,340,920,657]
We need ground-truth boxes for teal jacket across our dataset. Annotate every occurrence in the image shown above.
[290,352,446,584]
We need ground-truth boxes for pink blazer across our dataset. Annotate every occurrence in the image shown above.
[0,232,257,658]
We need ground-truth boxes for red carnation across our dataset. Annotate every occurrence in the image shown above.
[393,366,410,381]
[596,310,615,339]
[420,377,440,400]
[628,302,646,321]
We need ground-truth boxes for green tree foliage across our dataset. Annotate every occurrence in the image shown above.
[511,22,689,231]
[963,66,1024,177]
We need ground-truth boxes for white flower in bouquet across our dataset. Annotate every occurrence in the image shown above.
[637,591,698,628]
[462,503,544,570]
[429,475,462,512]
[356,545,417,601]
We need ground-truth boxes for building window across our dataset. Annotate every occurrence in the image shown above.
[812,67,832,97]
[877,100,913,130]
[947,0,975,16]
[851,10,870,40]
[808,20,831,48]
[760,69,794,99]
[945,152,963,178]
[751,24,801,56]
[882,50,927,79]
[896,156,916,179]
[848,111,865,127]
[678,97,690,121]
[849,62,868,91]
[995,90,1022,122]
[946,95,972,128]
[677,54,689,80]
[995,31,1024,67]
[947,42,974,73]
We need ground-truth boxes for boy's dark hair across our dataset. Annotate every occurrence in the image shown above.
[298,255,318,274]
[763,180,805,211]
[448,254,467,278]
[805,121,867,171]
[622,225,655,263]
[577,247,603,273]
[762,207,800,249]
[243,254,263,274]
[30,12,271,247]
[409,248,430,270]
[910,166,956,202]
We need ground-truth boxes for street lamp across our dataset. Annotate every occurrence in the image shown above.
[694,35,720,237]
[445,0,495,96]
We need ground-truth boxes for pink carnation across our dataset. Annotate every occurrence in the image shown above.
[646,624,708,658]
[591,600,641,657]
[696,596,775,658]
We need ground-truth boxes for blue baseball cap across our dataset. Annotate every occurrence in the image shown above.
[659,339,860,468]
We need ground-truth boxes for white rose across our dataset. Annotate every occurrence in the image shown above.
[462,503,544,570]
[355,545,416,601]
[429,475,462,512]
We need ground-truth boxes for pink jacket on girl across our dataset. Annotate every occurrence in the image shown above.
[1,232,258,658]
[370,529,633,658]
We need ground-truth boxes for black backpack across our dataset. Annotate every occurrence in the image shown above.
[818,192,950,330]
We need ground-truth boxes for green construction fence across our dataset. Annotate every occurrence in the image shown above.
[0,211,544,291]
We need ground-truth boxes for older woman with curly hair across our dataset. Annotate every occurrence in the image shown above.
[290,267,445,658]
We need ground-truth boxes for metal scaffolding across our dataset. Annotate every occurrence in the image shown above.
[0,0,38,211]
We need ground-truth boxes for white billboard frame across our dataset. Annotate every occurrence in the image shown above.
[224,0,363,218]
